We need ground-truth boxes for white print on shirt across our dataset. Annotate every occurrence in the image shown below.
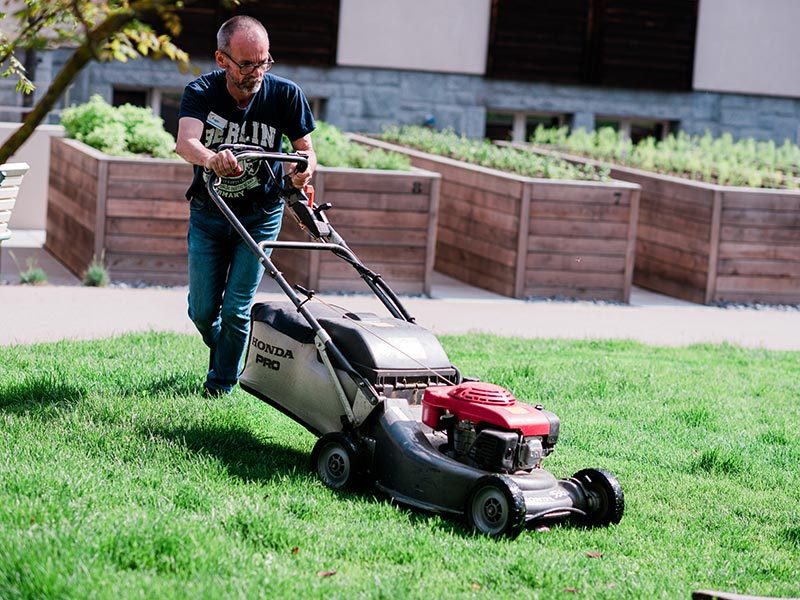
[203,120,277,149]
[202,158,263,199]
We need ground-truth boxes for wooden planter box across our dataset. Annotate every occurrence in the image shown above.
[351,135,640,302]
[46,137,192,285]
[272,167,440,295]
[46,138,440,294]
[508,143,800,304]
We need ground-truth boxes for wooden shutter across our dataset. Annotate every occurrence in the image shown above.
[487,0,698,91]
[235,1,340,66]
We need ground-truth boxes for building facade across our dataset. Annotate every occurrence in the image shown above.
[1,0,799,144]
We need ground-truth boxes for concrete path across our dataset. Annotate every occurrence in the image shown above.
[1,233,798,349]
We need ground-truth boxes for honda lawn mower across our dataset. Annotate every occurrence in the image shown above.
[205,144,624,538]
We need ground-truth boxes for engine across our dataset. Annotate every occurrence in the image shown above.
[422,382,560,473]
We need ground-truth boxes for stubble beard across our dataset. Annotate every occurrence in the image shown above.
[234,75,262,95]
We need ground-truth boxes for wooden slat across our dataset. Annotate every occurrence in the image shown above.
[529,183,632,205]
[634,271,706,304]
[441,179,520,215]
[105,235,186,255]
[315,261,425,280]
[718,242,800,262]
[638,206,712,238]
[108,161,191,182]
[319,246,425,265]
[48,184,96,231]
[636,223,710,255]
[721,209,800,228]
[528,235,628,255]
[529,200,631,222]
[636,239,709,272]
[436,254,516,297]
[722,190,800,211]
[321,191,432,212]
[437,227,518,268]
[713,291,800,304]
[107,217,188,237]
[438,211,519,251]
[525,269,625,289]
[715,276,800,294]
[717,259,800,278]
[720,225,800,244]
[318,208,428,230]
[106,180,189,202]
[321,171,431,194]
[529,218,630,239]
[106,199,190,219]
[636,255,709,289]
[44,203,95,277]
[527,252,626,273]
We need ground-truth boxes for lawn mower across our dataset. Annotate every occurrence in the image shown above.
[205,144,624,538]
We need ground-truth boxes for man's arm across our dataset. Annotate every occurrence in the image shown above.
[175,116,239,177]
[289,134,317,189]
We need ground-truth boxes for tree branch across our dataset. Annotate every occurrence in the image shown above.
[0,9,136,164]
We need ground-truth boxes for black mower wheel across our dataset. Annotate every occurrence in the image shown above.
[466,475,526,539]
[311,432,362,491]
[572,468,624,526]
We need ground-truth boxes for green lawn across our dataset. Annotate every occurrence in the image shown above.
[1,333,798,599]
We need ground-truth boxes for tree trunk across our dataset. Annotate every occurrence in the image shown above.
[0,11,135,165]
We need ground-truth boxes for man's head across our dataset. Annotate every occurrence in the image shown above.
[216,16,272,96]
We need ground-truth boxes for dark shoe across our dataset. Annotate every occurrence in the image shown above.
[203,384,231,398]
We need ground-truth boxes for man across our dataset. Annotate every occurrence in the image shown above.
[176,15,317,396]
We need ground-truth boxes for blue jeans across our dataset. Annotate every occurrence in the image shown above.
[187,197,284,393]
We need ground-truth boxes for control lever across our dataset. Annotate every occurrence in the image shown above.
[314,203,333,217]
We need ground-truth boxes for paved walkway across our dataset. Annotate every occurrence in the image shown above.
[1,232,799,350]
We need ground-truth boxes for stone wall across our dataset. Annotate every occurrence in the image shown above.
[39,49,800,145]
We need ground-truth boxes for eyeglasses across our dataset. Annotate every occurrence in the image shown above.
[220,50,275,75]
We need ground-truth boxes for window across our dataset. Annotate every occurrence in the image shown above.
[487,0,699,91]
[485,111,568,141]
[112,86,182,137]
[595,116,673,143]
[112,88,148,108]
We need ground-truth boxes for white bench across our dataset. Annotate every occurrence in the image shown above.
[0,162,31,274]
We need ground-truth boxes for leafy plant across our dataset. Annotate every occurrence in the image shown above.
[282,121,412,170]
[381,126,610,181]
[9,252,48,285]
[83,255,110,287]
[531,125,800,189]
[313,121,411,170]
[61,95,176,158]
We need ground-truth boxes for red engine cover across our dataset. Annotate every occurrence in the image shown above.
[422,382,550,436]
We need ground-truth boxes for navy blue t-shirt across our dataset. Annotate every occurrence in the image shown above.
[178,70,315,204]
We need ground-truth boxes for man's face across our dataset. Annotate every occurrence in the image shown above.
[218,31,271,96]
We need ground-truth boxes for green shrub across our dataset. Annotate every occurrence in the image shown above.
[83,256,110,287]
[313,121,411,170]
[9,252,48,285]
[61,95,176,158]
[380,125,610,181]
[531,125,800,189]
[282,121,411,170]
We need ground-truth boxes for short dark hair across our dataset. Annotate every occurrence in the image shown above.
[217,15,268,53]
